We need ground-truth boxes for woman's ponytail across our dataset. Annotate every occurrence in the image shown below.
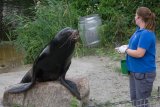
[136,7,156,32]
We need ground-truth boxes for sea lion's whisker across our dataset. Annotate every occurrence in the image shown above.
[59,32,74,48]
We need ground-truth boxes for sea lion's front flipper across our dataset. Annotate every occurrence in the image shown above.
[60,77,81,100]
[5,83,33,93]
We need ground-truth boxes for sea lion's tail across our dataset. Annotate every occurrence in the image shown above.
[5,82,34,93]
[6,65,37,93]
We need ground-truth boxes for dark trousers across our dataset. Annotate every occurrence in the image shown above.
[129,72,156,107]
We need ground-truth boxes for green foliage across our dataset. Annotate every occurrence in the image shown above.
[70,97,79,107]
[70,0,99,15]
[12,0,79,63]
[98,14,131,47]
[12,104,22,107]
[6,0,160,63]
[97,0,160,47]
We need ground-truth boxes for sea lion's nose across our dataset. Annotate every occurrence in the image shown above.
[74,30,79,35]
[72,30,79,40]
[77,30,79,33]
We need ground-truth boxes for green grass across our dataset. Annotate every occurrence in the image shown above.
[70,97,79,107]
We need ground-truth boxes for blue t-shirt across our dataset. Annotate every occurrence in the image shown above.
[126,28,156,73]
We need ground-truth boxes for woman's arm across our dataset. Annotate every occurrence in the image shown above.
[126,48,146,58]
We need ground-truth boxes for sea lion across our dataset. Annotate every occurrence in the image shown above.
[6,27,81,100]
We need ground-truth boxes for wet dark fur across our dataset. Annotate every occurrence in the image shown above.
[6,27,81,100]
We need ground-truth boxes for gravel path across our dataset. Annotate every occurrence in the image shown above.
[0,56,130,103]
[0,43,160,106]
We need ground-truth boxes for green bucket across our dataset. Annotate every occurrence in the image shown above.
[121,60,128,74]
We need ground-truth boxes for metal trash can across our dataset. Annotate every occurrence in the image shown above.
[79,14,102,47]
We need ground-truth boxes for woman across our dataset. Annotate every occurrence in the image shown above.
[116,7,156,106]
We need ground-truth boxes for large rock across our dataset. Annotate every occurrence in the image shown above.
[3,77,89,107]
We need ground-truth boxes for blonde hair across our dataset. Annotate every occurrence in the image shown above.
[136,7,156,31]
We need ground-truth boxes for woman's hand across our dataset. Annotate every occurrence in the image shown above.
[115,45,128,54]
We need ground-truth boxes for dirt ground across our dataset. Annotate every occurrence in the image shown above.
[0,43,160,105]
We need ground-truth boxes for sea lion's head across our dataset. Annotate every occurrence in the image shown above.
[55,27,79,46]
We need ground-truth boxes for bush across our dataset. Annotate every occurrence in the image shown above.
[13,0,79,63]
[6,0,160,63]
